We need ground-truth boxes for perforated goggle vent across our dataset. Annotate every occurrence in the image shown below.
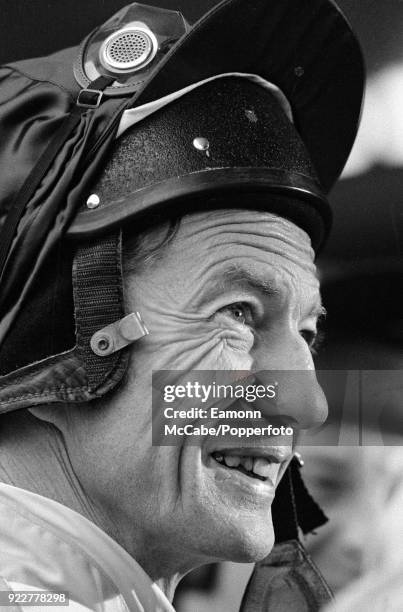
[100,26,158,73]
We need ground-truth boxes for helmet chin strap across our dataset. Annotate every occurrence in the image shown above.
[0,232,131,413]
[240,539,333,611]
[241,456,333,612]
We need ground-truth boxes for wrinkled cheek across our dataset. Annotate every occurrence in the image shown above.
[147,324,254,371]
[213,336,254,370]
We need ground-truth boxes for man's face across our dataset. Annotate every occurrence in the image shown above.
[72,209,327,571]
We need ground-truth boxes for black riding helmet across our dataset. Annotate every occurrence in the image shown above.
[0,0,364,405]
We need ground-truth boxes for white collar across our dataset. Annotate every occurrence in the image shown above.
[0,483,175,612]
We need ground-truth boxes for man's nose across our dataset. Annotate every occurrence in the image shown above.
[251,333,328,431]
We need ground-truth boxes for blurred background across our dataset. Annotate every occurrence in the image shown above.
[1,1,402,610]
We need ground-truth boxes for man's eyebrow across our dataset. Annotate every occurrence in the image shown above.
[201,264,325,319]
[219,265,280,296]
[196,264,278,307]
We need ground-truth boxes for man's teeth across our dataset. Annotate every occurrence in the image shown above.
[253,458,273,478]
[212,452,279,481]
[224,456,241,468]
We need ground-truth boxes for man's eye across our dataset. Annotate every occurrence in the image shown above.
[220,303,252,325]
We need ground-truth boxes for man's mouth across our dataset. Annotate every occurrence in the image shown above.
[210,450,283,486]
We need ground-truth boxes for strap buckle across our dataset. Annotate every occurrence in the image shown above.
[90,312,149,356]
[77,88,104,108]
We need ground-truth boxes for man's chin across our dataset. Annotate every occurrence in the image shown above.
[219,519,275,563]
[233,538,275,564]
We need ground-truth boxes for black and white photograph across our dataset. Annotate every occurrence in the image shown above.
[0,1,402,611]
